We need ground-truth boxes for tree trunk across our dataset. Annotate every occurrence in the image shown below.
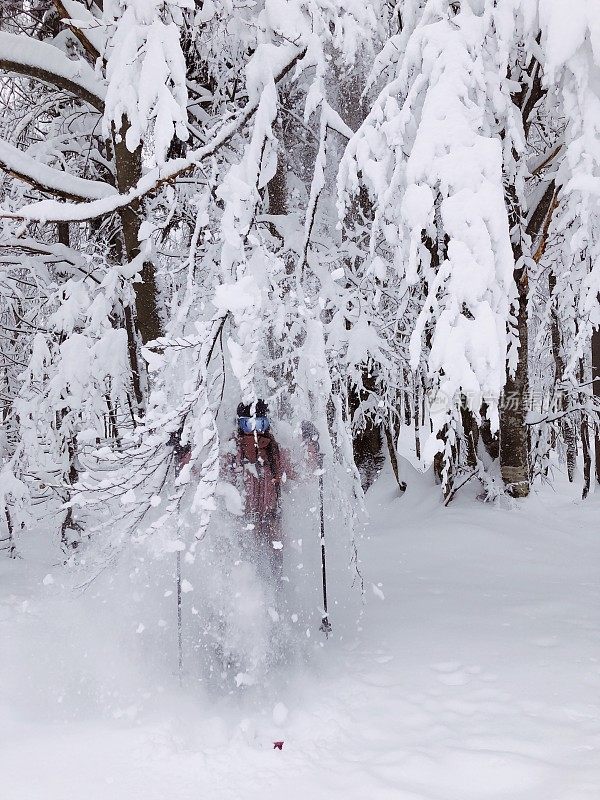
[582,416,591,499]
[433,424,455,499]
[565,423,577,483]
[498,168,556,499]
[592,326,600,484]
[350,370,385,492]
[548,271,577,480]
[498,57,549,498]
[578,356,591,499]
[384,416,406,492]
[113,126,163,346]
[500,267,530,497]
[413,381,421,462]
[479,402,499,460]
[1,507,17,558]
[107,121,164,415]
[460,404,479,469]
[60,435,82,552]
[56,221,83,551]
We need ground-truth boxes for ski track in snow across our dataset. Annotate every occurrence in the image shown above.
[1,470,599,800]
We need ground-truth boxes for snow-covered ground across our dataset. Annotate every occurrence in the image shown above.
[2,469,599,800]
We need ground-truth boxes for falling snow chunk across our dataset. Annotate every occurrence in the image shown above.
[136,623,145,634]
[267,607,279,622]
[372,583,385,600]
[181,580,194,593]
[235,672,256,688]
[272,541,283,550]
[42,574,54,586]
[150,495,161,507]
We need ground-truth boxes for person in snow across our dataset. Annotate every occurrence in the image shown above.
[220,400,320,581]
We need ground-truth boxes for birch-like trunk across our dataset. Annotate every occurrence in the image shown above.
[500,265,530,497]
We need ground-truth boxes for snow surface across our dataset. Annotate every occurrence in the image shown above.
[1,468,599,799]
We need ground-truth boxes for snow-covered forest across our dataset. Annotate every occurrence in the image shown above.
[1,2,599,798]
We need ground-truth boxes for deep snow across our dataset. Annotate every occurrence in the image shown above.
[1,468,599,800]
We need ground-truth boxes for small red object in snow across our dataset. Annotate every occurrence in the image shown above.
[273,741,284,750]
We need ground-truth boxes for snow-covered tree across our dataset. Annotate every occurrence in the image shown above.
[337,0,600,499]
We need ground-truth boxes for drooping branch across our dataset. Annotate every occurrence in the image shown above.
[0,30,105,112]
[0,237,103,284]
[0,139,115,201]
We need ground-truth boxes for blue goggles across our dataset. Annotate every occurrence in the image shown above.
[238,416,270,434]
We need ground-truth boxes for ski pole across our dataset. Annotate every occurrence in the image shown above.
[176,547,183,683]
[170,437,187,684]
[318,453,332,636]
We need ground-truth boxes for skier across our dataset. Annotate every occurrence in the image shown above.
[221,400,320,581]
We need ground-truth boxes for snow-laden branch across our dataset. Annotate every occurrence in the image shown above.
[0,45,307,224]
[527,140,564,176]
[54,0,103,63]
[339,7,515,436]
[102,0,190,165]
[0,139,115,202]
[0,31,105,112]
[0,237,103,283]
[298,106,329,277]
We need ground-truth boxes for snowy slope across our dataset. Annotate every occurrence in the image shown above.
[1,469,599,800]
